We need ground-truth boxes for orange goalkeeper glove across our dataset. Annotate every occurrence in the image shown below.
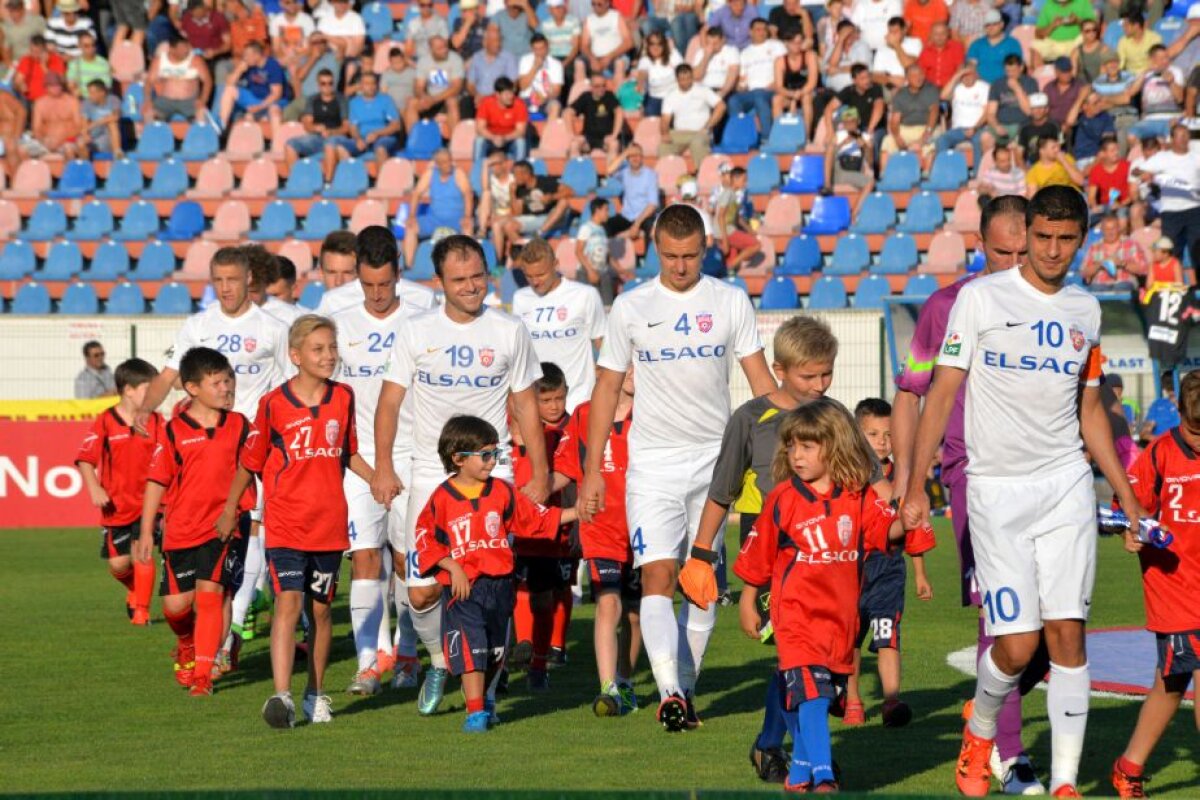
[679,545,719,608]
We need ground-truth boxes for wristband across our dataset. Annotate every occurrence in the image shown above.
[690,544,718,564]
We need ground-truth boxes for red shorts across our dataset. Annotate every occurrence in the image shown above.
[728,230,758,253]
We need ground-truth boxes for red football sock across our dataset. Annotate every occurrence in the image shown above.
[192,590,224,681]
[132,560,155,612]
[1117,756,1143,777]
[513,585,534,644]
[466,696,485,713]
[551,586,573,650]
[531,600,554,670]
[110,565,135,591]
[163,606,195,645]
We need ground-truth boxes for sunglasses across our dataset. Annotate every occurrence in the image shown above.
[457,449,502,462]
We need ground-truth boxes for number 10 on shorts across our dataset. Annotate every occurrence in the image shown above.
[982,587,1021,626]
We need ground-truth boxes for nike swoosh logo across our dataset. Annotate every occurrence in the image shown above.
[348,340,363,347]
[647,321,665,328]
[983,690,1008,698]
[426,347,440,353]
[199,336,212,342]
[1064,710,1088,717]
[1005,322,1024,327]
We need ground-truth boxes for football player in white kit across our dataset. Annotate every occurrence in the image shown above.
[314,231,360,296]
[903,187,1148,798]
[333,227,437,696]
[371,234,550,717]
[244,245,302,327]
[316,234,438,318]
[577,204,776,731]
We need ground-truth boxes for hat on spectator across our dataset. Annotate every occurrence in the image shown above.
[547,0,566,7]
[840,105,860,122]
[679,179,698,199]
[984,9,1003,24]
[1153,237,1174,251]
[460,0,479,8]
[58,0,81,11]
[1189,3,1200,19]
[1029,92,1048,108]
[718,161,733,174]
[1053,56,1072,72]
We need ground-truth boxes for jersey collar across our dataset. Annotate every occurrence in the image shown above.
[444,477,496,503]
[281,379,334,414]
[1170,427,1198,460]
[789,476,843,503]
[178,408,228,435]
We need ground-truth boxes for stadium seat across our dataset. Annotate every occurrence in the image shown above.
[363,1,395,41]
[187,157,235,199]
[181,239,220,279]
[225,121,266,161]
[324,158,370,199]
[249,201,298,241]
[43,241,83,280]
[762,114,806,154]
[760,195,803,236]
[849,192,897,235]
[231,157,280,199]
[130,241,176,280]
[65,201,115,241]
[141,159,188,199]
[349,199,388,233]
[948,190,982,234]
[277,239,314,274]
[826,234,870,275]
[121,81,145,122]
[553,238,579,274]
[0,240,36,279]
[874,232,919,274]
[697,155,725,197]
[922,150,968,191]
[1065,270,1084,288]
[22,201,68,241]
[95,158,144,198]
[479,239,498,271]
[781,154,824,194]
[923,230,967,273]
[178,124,220,162]
[47,160,97,199]
[723,274,749,293]
[468,158,485,196]
[60,282,99,314]
[878,151,920,192]
[408,240,435,280]
[277,158,323,199]
[295,200,342,241]
[153,282,194,314]
[702,247,725,277]
[759,276,798,310]
[109,40,145,83]
[298,281,325,309]
[1155,15,1186,45]
[448,120,477,163]
[966,249,985,272]
[11,282,51,314]
[746,154,781,196]
[106,281,146,314]
[87,241,130,281]
[531,119,572,160]
[500,267,520,304]
[807,275,848,309]
[897,191,944,233]
[112,201,160,241]
[270,121,306,161]
[777,235,822,276]
[561,157,598,196]
[714,113,759,154]
[639,244,660,278]
[854,274,892,309]
[403,120,442,160]
[4,159,52,199]
[204,200,252,241]
[802,195,851,235]
[655,155,688,196]
[903,273,939,299]
[632,116,662,155]
[622,276,646,292]
[159,201,205,241]
[131,121,175,162]
[368,158,415,199]
[0,199,19,239]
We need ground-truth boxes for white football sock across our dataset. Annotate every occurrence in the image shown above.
[394,586,419,658]
[411,599,447,670]
[968,647,1022,740]
[1047,662,1089,792]
[252,533,268,593]
[376,558,393,655]
[349,579,383,673]
[676,598,717,695]
[640,594,682,700]
[230,535,264,630]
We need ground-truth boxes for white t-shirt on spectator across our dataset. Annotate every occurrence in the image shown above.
[269,11,315,43]
[517,53,564,101]
[951,79,990,129]
[850,0,903,53]
[871,36,922,78]
[317,9,366,38]
[690,43,739,92]
[662,84,721,131]
[738,39,785,91]
[1139,150,1200,213]
[637,50,683,99]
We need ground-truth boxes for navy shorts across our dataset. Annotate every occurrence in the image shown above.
[780,665,846,710]
[161,535,246,595]
[443,575,514,676]
[515,555,573,593]
[1156,631,1200,681]
[588,558,641,606]
[266,547,342,603]
[857,549,906,652]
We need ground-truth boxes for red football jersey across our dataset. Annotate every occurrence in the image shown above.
[554,402,632,563]
[414,477,563,584]
[512,414,572,558]
[734,478,896,673]
[148,409,256,550]
[1126,428,1200,633]
[242,380,358,552]
[75,408,165,526]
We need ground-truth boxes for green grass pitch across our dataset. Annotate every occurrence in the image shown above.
[2,522,1197,796]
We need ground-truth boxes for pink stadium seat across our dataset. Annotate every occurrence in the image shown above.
[270,121,305,161]
[1033,65,1055,91]
[655,154,688,195]
[180,239,220,279]
[449,119,477,162]
[230,157,279,198]
[349,199,388,233]
[971,150,995,184]
[805,116,832,153]
[565,80,588,107]
[554,237,580,276]
[736,235,776,277]
[949,190,982,234]
[1012,24,1036,63]
[633,116,662,157]
[276,238,314,275]
[225,121,265,161]
[368,157,414,198]
[532,119,572,160]
[110,40,146,83]
[0,199,21,239]
[186,156,235,199]
[0,164,7,192]
[1130,226,1159,259]
[760,195,803,236]
[922,230,967,273]
[696,154,724,198]
[203,200,251,241]
[3,159,52,199]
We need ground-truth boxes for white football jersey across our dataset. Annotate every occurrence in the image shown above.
[938,267,1103,479]
[511,277,606,412]
[382,306,542,472]
[598,276,763,458]
[316,278,438,317]
[164,303,294,418]
[262,295,303,326]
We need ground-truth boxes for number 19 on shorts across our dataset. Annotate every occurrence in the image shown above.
[982,587,1021,626]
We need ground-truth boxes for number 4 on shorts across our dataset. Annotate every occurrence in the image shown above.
[631,527,646,556]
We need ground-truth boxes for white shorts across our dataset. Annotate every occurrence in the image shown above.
[625,448,721,568]
[344,468,409,555]
[968,463,1097,637]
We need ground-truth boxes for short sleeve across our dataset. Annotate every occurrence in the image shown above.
[511,489,563,540]
[1126,441,1160,516]
[508,319,542,393]
[860,487,897,553]
[585,287,607,340]
[732,490,779,587]
[1083,343,1103,387]
[343,386,359,457]
[553,408,584,481]
[896,290,952,396]
[241,395,272,473]
[147,434,177,488]
[75,416,106,467]
[706,405,754,505]
[274,324,296,381]
[382,319,417,388]
[596,296,633,372]
[729,285,765,360]
[164,316,198,371]
[936,284,980,371]
[413,493,448,577]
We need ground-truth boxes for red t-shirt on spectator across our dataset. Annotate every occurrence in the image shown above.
[476,94,528,137]
[917,39,965,88]
[1088,159,1131,205]
[181,10,231,53]
[16,53,67,101]
[904,0,950,43]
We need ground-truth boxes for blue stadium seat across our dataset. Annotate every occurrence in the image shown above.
[130,241,175,280]
[803,195,851,235]
[897,191,944,233]
[528,158,548,176]
[922,150,969,191]
[595,177,622,198]
[131,122,175,162]
[295,200,342,241]
[87,241,130,281]
[826,234,870,275]
[903,273,939,298]
[248,201,297,241]
[122,82,145,122]
[160,201,205,241]
[723,274,749,293]
[1065,270,1084,288]
[762,114,806,154]
[22,201,68,241]
[746,154,781,196]
[298,282,325,309]
[95,158,144,199]
[323,158,369,199]
[11,282,51,314]
[702,247,726,277]
[874,232,919,274]
[153,282,193,314]
[0,240,36,279]
[468,159,484,196]
[878,151,921,192]
[403,120,442,160]
[967,249,985,272]
[1155,15,1185,44]
[849,192,897,234]
[178,124,220,162]
[807,276,848,309]
[500,266,519,304]
[106,281,146,314]
[854,274,892,309]
[782,154,825,194]
[777,235,822,276]
[363,1,395,41]
[759,276,798,310]
[43,241,83,280]
[640,244,660,277]
[277,159,323,199]
[60,282,99,314]
[713,113,758,154]
[408,240,435,280]
[142,159,188,199]
[65,201,115,241]
[47,160,97,199]
[112,201,161,241]
[562,157,598,196]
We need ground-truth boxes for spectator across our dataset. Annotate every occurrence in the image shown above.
[466,23,518,117]
[316,0,365,60]
[937,59,990,166]
[821,19,872,93]
[479,152,517,258]
[1016,92,1059,161]
[710,0,760,50]
[1,0,46,63]
[712,165,761,272]
[406,0,448,61]
[918,22,965,88]
[816,0,847,57]
[976,144,1028,197]
[1081,212,1146,286]
[771,30,818,131]
[577,0,633,85]
[730,18,785,139]
[503,159,573,248]
[574,197,621,303]
[635,30,681,116]
[269,0,315,72]
[965,10,1021,84]
[225,0,269,62]
[287,68,348,182]
[1140,382,1180,444]
[493,0,536,58]
[948,0,989,47]
[46,0,95,59]
[768,0,812,44]
[823,62,886,142]
[1134,124,1200,272]
[881,63,940,170]
[871,16,921,89]
[1129,134,1162,230]
[540,0,581,70]
[603,144,659,241]
[219,40,289,130]
[517,33,564,119]
[1044,56,1082,127]
[1083,133,1130,218]
[1071,18,1113,83]
[642,0,700,55]
[413,35,465,134]
[660,63,724,163]
[474,75,529,161]
[566,69,626,157]
[1069,91,1116,170]
[65,32,111,97]
[403,148,472,267]
[1126,45,1184,144]
[1117,12,1160,74]
[20,72,84,158]
[1031,0,1095,70]
[380,47,417,123]
[451,0,489,62]
[904,0,948,44]
[180,0,232,64]
[82,78,122,158]
[1025,134,1084,195]
[285,31,337,118]
[1147,237,1185,286]
[0,90,28,172]
[14,34,67,102]
[74,341,116,399]
[1091,50,1137,146]
[1165,5,1200,83]
[823,105,875,214]
[690,25,740,100]
[982,53,1036,148]
[850,0,901,53]
[333,70,401,164]
[144,32,212,122]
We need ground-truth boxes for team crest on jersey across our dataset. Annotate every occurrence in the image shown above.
[943,331,962,356]
[556,306,568,321]
[324,420,340,446]
[485,511,502,538]
[697,312,713,333]
[837,515,853,547]
[244,337,257,353]
[480,347,495,367]
[1069,325,1085,352]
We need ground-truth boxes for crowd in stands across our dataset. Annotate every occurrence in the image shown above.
[0,0,1199,313]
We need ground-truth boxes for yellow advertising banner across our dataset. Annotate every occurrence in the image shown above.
[0,398,119,421]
